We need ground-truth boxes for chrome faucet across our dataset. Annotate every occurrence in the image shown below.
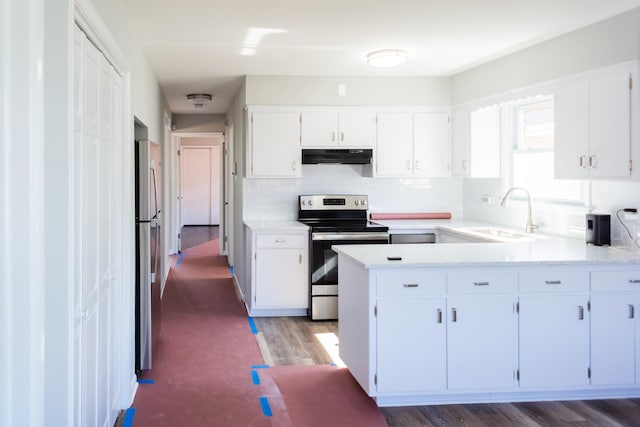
[500,187,539,233]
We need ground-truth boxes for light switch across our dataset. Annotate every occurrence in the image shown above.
[338,84,346,97]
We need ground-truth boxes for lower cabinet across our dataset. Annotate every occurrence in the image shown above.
[447,270,518,390]
[590,270,640,386]
[351,266,640,404]
[518,270,590,388]
[519,294,590,388]
[247,229,308,316]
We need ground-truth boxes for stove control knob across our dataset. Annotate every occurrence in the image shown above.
[361,199,367,205]
[308,200,313,206]
[354,200,360,206]
[301,200,307,206]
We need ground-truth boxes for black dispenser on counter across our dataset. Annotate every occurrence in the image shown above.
[586,213,610,246]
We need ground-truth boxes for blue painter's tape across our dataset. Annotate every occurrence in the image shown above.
[259,396,273,417]
[251,364,270,369]
[329,362,337,367]
[229,265,234,275]
[177,252,184,266]
[251,369,260,385]
[123,407,136,427]
[137,379,155,384]
[247,317,258,334]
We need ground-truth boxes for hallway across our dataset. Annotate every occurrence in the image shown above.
[129,239,385,426]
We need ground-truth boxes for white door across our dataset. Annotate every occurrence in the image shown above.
[590,294,637,386]
[414,112,450,177]
[338,112,376,147]
[376,297,447,393]
[375,112,413,176]
[519,294,590,388]
[301,112,338,147]
[254,247,306,308]
[451,110,470,176]
[447,295,517,390]
[250,111,301,177]
[181,146,219,225]
[553,79,590,179]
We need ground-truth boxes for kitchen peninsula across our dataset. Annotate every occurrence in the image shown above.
[335,233,640,407]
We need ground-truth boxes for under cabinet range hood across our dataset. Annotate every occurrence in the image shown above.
[302,148,372,165]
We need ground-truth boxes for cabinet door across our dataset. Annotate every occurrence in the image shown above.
[413,112,450,177]
[451,110,470,176]
[255,248,306,308]
[554,79,590,179]
[250,112,301,177]
[447,295,517,390]
[301,112,338,147]
[338,112,376,147]
[590,294,636,386]
[376,297,446,393]
[589,67,632,178]
[519,294,590,388]
[375,112,413,177]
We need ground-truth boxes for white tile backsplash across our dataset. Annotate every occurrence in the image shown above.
[243,164,464,220]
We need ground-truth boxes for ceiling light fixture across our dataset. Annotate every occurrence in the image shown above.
[186,93,213,109]
[366,49,408,67]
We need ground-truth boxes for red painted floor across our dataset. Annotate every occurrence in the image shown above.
[132,239,386,426]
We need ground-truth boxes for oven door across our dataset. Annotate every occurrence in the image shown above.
[310,232,388,320]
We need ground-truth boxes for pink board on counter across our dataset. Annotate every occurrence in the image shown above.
[369,212,452,220]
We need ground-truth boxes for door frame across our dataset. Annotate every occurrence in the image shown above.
[170,132,225,255]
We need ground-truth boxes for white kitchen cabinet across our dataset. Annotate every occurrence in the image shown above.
[451,107,501,178]
[590,270,640,386]
[375,112,450,177]
[447,271,518,390]
[376,297,447,393]
[518,269,590,388]
[375,112,413,176]
[248,111,301,178]
[247,229,308,316]
[300,111,376,148]
[554,61,634,179]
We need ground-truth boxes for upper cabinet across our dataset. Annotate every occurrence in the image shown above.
[554,61,636,179]
[451,106,501,178]
[301,111,376,148]
[375,111,451,177]
[247,110,301,178]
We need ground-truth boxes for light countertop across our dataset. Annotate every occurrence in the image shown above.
[244,220,309,232]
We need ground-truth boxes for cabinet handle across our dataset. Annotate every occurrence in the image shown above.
[461,160,467,170]
[340,132,344,142]
[406,160,411,170]
[437,309,443,324]
[403,283,419,288]
[545,280,562,285]
[629,279,640,284]
[414,160,421,170]
[579,155,586,168]
[473,281,489,286]
[299,254,302,264]
[275,239,285,243]
[331,132,336,142]
[578,305,584,320]
[451,307,457,322]
[589,155,596,168]
[629,304,635,319]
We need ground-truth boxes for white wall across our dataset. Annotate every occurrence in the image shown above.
[172,113,226,132]
[452,8,640,105]
[247,75,451,107]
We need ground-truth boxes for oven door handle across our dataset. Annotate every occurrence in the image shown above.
[311,232,389,241]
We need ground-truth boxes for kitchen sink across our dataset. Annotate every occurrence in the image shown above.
[454,227,546,242]
[468,228,531,239]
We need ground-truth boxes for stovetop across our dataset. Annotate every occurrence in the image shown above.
[298,218,388,233]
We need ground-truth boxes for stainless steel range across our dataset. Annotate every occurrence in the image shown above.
[298,194,389,320]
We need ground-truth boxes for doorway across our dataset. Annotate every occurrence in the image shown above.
[171,132,225,254]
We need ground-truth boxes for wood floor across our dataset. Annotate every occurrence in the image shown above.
[252,316,640,427]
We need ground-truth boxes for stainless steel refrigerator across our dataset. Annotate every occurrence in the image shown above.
[135,139,162,373]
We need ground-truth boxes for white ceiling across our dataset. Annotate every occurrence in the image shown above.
[127,0,640,114]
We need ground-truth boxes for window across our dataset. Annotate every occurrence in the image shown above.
[508,96,584,205]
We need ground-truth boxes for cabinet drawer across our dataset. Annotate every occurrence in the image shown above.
[256,233,306,249]
[447,270,516,294]
[591,270,640,292]
[377,271,446,297]
[519,270,588,293]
